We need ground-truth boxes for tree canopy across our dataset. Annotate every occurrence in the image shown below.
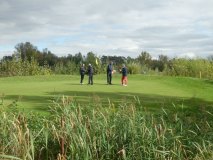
[1,42,213,79]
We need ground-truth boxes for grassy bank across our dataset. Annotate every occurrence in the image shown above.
[0,98,213,159]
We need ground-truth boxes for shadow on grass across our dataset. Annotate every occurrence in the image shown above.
[67,82,121,86]
[2,95,51,112]
[3,90,213,113]
[48,90,213,113]
[204,79,213,85]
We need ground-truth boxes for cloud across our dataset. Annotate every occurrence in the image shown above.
[178,52,196,59]
[0,0,213,58]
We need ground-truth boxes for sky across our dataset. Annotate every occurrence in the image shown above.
[0,0,213,59]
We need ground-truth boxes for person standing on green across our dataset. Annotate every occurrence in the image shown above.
[87,63,93,85]
[80,64,85,84]
[107,61,113,85]
[121,64,128,86]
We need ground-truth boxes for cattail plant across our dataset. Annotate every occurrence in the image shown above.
[0,96,213,159]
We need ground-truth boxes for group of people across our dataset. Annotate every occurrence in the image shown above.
[80,63,93,85]
[80,62,128,86]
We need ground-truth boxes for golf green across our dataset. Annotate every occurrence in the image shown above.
[0,74,213,113]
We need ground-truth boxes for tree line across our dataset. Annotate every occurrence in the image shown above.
[1,42,213,79]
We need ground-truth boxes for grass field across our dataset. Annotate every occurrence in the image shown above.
[1,74,213,159]
[0,74,213,113]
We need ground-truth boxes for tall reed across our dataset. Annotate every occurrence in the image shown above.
[0,96,213,159]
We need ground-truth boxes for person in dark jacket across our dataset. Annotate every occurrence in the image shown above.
[80,64,85,84]
[107,61,113,84]
[87,63,93,85]
[121,64,128,86]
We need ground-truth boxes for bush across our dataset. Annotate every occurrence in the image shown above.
[127,62,141,74]
[164,58,213,79]
[0,59,52,77]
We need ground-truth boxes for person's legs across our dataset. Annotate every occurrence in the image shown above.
[121,76,127,86]
[107,73,109,84]
[109,73,112,84]
[80,74,84,84]
[107,72,112,84]
[124,76,128,86]
[82,74,84,83]
[121,76,124,85]
[91,75,93,85]
[88,75,91,84]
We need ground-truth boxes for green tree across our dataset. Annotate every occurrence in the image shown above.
[74,52,83,65]
[85,52,99,74]
[86,52,96,65]
[137,51,152,67]
[157,54,169,72]
[15,42,38,62]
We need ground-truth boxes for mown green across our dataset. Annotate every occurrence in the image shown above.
[0,74,213,113]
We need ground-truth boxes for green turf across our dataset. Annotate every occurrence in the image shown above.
[0,74,213,113]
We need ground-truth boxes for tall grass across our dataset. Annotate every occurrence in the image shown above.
[0,96,213,159]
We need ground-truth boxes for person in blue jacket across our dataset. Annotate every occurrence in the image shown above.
[80,64,85,84]
[107,61,113,84]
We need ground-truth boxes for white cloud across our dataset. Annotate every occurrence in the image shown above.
[0,0,213,58]
[178,52,197,59]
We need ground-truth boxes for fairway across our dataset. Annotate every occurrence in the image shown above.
[0,74,213,113]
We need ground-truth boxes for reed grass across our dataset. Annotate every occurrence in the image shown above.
[0,96,213,159]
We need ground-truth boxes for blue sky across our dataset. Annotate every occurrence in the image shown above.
[0,0,213,59]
